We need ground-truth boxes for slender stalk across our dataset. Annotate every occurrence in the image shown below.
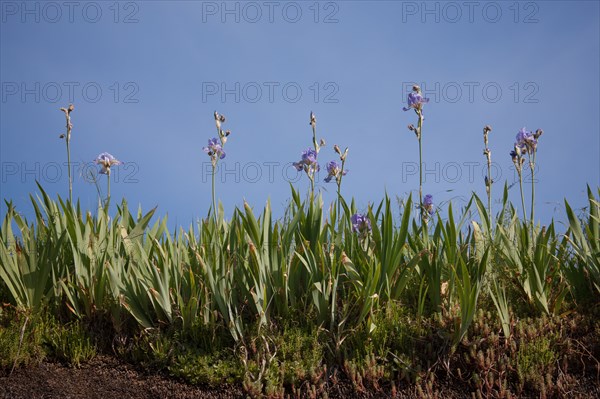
[485,151,492,228]
[311,120,318,200]
[336,157,346,227]
[518,168,527,225]
[336,182,341,226]
[484,127,492,224]
[66,139,72,203]
[61,105,74,203]
[107,172,111,204]
[211,164,217,224]
[487,161,492,222]
[529,151,536,226]
[312,124,318,155]
[211,117,225,225]
[482,126,493,227]
[417,112,424,225]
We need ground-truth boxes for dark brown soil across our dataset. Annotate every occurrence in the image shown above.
[0,355,468,399]
[2,355,598,399]
[0,356,243,399]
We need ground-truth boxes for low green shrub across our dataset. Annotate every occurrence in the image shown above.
[44,318,97,367]
[0,307,46,370]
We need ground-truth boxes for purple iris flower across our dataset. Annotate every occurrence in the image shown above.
[203,137,226,160]
[94,152,123,175]
[293,148,319,172]
[423,194,434,215]
[351,213,372,236]
[324,161,348,183]
[515,127,537,154]
[403,91,430,112]
[302,148,318,165]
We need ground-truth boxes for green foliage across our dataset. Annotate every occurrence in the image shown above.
[273,324,324,385]
[565,186,600,295]
[0,308,94,370]
[170,349,241,386]
[457,310,598,398]
[0,308,46,369]
[44,320,97,367]
[368,301,429,382]
[496,212,568,315]
[2,183,600,396]
[1,182,591,339]
[0,197,67,312]
[517,336,557,391]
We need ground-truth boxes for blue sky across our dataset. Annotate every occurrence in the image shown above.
[1,0,599,227]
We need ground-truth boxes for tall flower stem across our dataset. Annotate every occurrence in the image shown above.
[529,151,536,227]
[214,122,222,224]
[336,157,346,227]
[204,112,229,225]
[483,125,493,229]
[212,128,219,225]
[487,162,492,220]
[512,127,542,233]
[310,113,319,199]
[528,150,537,247]
[403,84,429,226]
[211,163,217,224]
[60,105,74,203]
[336,183,341,225]
[417,112,424,224]
[518,169,527,226]
[311,124,318,156]
[94,152,122,208]
[66,139,72,203]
